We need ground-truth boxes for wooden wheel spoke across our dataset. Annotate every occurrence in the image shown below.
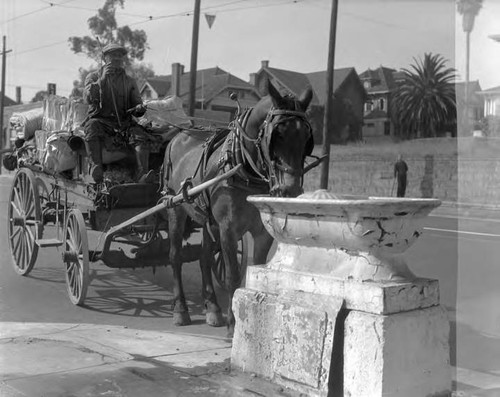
[24,227,34,254]
[25,225,35,240]
[20,176,29,210]
[10,226,22,241]
[12,230,23,257]
[12,188,23,216]
[66,261,75,273]
[67,224,77,247]
[19,235,27,270]
[24,194,35,218]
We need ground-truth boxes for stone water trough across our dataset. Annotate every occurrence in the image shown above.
[231,190,451,397]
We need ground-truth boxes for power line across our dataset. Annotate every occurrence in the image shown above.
[4,0,77,23]
[128,0,302,27]
[11,40,68,56]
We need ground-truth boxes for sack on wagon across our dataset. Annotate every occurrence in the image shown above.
[35,129,54,164]
[9,108,44,140]
[42,95,70,132]
[141,96,192,132]
[43,132,78,173]
[65,99,89,132]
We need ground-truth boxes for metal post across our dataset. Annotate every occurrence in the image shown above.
[0,36,12,174]
[188,0,201,117]
[464,31,470,134]
[319,0,339,189]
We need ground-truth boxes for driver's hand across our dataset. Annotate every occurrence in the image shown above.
[132,103,147,117]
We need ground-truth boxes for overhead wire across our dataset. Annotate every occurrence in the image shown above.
[127,0,302,26]
[4,0,77,23]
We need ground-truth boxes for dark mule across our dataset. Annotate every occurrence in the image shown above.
[163,81,313,336]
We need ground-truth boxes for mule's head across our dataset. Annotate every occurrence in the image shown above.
[257,81,314,197]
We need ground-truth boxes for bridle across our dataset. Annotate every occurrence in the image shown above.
[230,104,313,190]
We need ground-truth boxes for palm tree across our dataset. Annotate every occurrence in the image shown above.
[391,53,456,138]
[457,0,483,131]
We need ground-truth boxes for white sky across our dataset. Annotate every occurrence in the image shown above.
[0,0,499,102]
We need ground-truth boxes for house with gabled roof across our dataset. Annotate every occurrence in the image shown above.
[359,66,399,139]
[250,60,366,143]
[479,84,500,117]
[140,63,261,126]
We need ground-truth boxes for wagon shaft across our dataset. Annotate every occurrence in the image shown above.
[98,244,201,268]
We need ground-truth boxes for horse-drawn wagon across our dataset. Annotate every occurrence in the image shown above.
[6,82,323,334]
[6,94,247,306]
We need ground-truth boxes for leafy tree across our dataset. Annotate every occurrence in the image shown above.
[69,0,148,62]
[457,0,483,33]
[69,0,154,93]
[391,53,456,138]
[31,90,48,103]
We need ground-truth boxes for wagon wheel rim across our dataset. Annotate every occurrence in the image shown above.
[8,169,42,276]
[63,209,89,305]
[212,233,249,290]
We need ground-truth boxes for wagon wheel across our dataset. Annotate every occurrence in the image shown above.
[8,168,43,275]
[212,233,249,290]
[63,209,89,305]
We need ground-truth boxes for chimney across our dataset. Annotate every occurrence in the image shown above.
[15,86,21,104]
[261,60,269,69]
[171,62,183,97]
[249,73,257,86]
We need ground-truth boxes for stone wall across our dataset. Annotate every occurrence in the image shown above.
[303,155,500,205]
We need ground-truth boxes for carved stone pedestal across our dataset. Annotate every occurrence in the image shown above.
[231,191,451,396]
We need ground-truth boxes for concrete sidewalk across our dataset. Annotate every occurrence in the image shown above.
[2,322,500,397]
[0,322,300,397]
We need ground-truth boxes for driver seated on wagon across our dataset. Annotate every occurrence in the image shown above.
[82,43,154,184]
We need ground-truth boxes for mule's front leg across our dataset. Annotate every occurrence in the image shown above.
[199,226,224,327]
[168,209,191,326]
[219,228,242,338]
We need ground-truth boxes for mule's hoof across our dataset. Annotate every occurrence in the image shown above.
[173,312,191,326]
[206,311,225,327]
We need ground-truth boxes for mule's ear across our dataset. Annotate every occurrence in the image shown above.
[299,86,313,111]
[267,80,285,107]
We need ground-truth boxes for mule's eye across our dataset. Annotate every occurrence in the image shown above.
[274,128,285,141]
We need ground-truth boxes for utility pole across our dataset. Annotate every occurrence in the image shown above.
[319,0,339,189]
[188,0,201,118]
[0,35,12,175]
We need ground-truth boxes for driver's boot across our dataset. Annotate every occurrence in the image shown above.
[135,144,155,183]
[84,139,104,183]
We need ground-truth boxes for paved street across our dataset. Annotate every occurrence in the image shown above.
[1,173,500,395]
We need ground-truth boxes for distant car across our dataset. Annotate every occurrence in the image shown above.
[473,129,485,138]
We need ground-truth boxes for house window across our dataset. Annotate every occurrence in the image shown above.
[365,102,373,112]
[379,98,385,111]
[143,87,152,100]
[363,81,371,89]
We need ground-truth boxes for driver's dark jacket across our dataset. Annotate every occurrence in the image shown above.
[83,67,145,123]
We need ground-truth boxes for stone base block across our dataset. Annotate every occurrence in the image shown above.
[344,306,451,397]
[231,288,343,397]
[246,265,440,315]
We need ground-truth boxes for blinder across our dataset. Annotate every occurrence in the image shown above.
[259,108,313,169]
